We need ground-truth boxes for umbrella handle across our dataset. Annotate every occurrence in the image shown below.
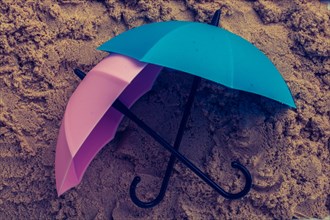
[129,163,251,208]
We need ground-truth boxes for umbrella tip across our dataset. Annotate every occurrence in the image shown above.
[74,68,86,80]
[210,9,221,27]
[56,184,65,197]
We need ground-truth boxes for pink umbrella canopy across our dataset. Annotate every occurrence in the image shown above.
[56,53,162,195]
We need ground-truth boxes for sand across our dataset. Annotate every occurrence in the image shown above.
[0,0,329,219]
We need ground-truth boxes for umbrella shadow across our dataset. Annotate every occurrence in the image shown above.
[195,79,293,192]
[197,79,292,158]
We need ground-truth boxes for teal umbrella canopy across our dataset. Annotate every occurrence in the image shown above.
[98,21,296,108]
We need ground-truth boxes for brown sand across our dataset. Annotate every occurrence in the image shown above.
[0,0,329,219]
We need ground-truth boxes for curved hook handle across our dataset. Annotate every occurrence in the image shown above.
[224,161,253,199]
[129,175,168,208]
[130,160,252,208]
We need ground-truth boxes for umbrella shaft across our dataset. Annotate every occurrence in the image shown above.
[173,76,201,149]
[154,76,201,199]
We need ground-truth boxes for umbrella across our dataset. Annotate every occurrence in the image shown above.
[55,9,295,207]
[56,54,163,195]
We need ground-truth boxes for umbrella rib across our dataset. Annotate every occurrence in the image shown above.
[139,22,196,63]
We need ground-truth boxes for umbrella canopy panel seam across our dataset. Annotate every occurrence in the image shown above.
[65,70,132,156]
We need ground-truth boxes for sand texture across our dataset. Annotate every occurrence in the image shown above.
[0,0,329,219]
